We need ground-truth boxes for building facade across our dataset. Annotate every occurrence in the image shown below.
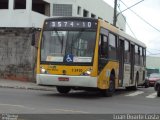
[146,56,160,76]
[0,0,126,30]
[0,0,126,81]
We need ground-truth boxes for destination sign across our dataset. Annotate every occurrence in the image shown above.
[44,20,98,30]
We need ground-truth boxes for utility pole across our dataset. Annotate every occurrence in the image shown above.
[113,0,144,27]
[113,0,118,27]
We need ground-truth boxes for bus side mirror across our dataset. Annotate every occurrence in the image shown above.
[31,33,35,46]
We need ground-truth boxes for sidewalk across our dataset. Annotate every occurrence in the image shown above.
[0,79,56,91]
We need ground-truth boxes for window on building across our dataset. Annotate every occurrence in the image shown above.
[109,33,117,60]
[53,4,72,16]
[0,0,9,9]
[83,9,89,17]
[77,6,81,15]
[91,13,96,18]
[32,0,50,16]
[14,0,26,9]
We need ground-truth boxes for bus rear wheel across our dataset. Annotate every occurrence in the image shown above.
[56,86,71,94]
[132,74,139,90]
[126,74,138,91]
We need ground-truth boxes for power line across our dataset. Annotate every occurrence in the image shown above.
[117,0,144,17]
[117,10,160,56]
[116,0,160,56]
[147,53,160,55]
[120,0,160,33]
[117,6,137,38]
[148,48,160,51]
[146,50,154,54]
[114,0,144,26]
[146,49,160,55]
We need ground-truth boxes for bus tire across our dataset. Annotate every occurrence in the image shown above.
[157,86,160,97]
[144,83,149,88]
[56,86,71,94]
[131,81,138,90]
[125,74,138,91]
[158,91,160,97]
[132,74,139,90]
[101,75,115,97]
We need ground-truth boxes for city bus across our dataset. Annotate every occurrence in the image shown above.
[36,17,146,96]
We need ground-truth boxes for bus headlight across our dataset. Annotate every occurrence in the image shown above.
[81,69,92,76]
[40,67,48,74]
[86,71,91,75]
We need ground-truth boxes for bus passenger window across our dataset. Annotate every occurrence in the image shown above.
[139,47,143,65]
[143,48,146,66]
[135,45,140,65]
[109,33,117,60]
[124,40,130,63]
[99,35,108,57]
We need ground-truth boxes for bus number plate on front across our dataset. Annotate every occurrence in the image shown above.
[58,77,69,81]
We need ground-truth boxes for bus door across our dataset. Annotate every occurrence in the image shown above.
[130,44,135,84]
[119,39,124,87]
[98,28,108,72]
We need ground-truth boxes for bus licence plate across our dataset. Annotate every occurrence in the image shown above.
[58,77,69,81]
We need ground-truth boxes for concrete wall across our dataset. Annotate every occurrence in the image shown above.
[0,0,126,30]
[0,28,39,81]
[0,10,47,28]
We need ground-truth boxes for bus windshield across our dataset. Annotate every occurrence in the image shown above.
[41,30,96,64]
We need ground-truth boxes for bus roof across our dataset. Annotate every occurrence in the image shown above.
[45,17,98,22]
[99,19,146,48]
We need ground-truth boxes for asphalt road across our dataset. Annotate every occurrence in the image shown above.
[0,87,159,119]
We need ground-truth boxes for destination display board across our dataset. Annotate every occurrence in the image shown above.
[44,19,98,30]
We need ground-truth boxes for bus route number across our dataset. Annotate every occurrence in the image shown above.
[50,21,93,28]
[72,69,83,73]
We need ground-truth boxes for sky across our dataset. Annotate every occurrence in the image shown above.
[103,0,160,56]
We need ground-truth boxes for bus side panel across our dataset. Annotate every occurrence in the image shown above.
[134,66,145,86]
[97,61,119,90]
[123,64,131,87]
[91,21,101,77]
[36,30,43,74]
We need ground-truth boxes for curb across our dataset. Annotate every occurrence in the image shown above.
[0,85,56,91]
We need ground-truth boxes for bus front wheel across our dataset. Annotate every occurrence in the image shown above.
[56,86,71,94]
[101,75,115,97]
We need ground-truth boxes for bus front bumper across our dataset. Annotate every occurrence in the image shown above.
[36,74,97,88]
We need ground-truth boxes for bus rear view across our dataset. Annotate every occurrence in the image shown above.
[36,17,99,94]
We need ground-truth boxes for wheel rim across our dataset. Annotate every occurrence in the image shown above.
[135,80,138,87]
[109,78,115,92]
